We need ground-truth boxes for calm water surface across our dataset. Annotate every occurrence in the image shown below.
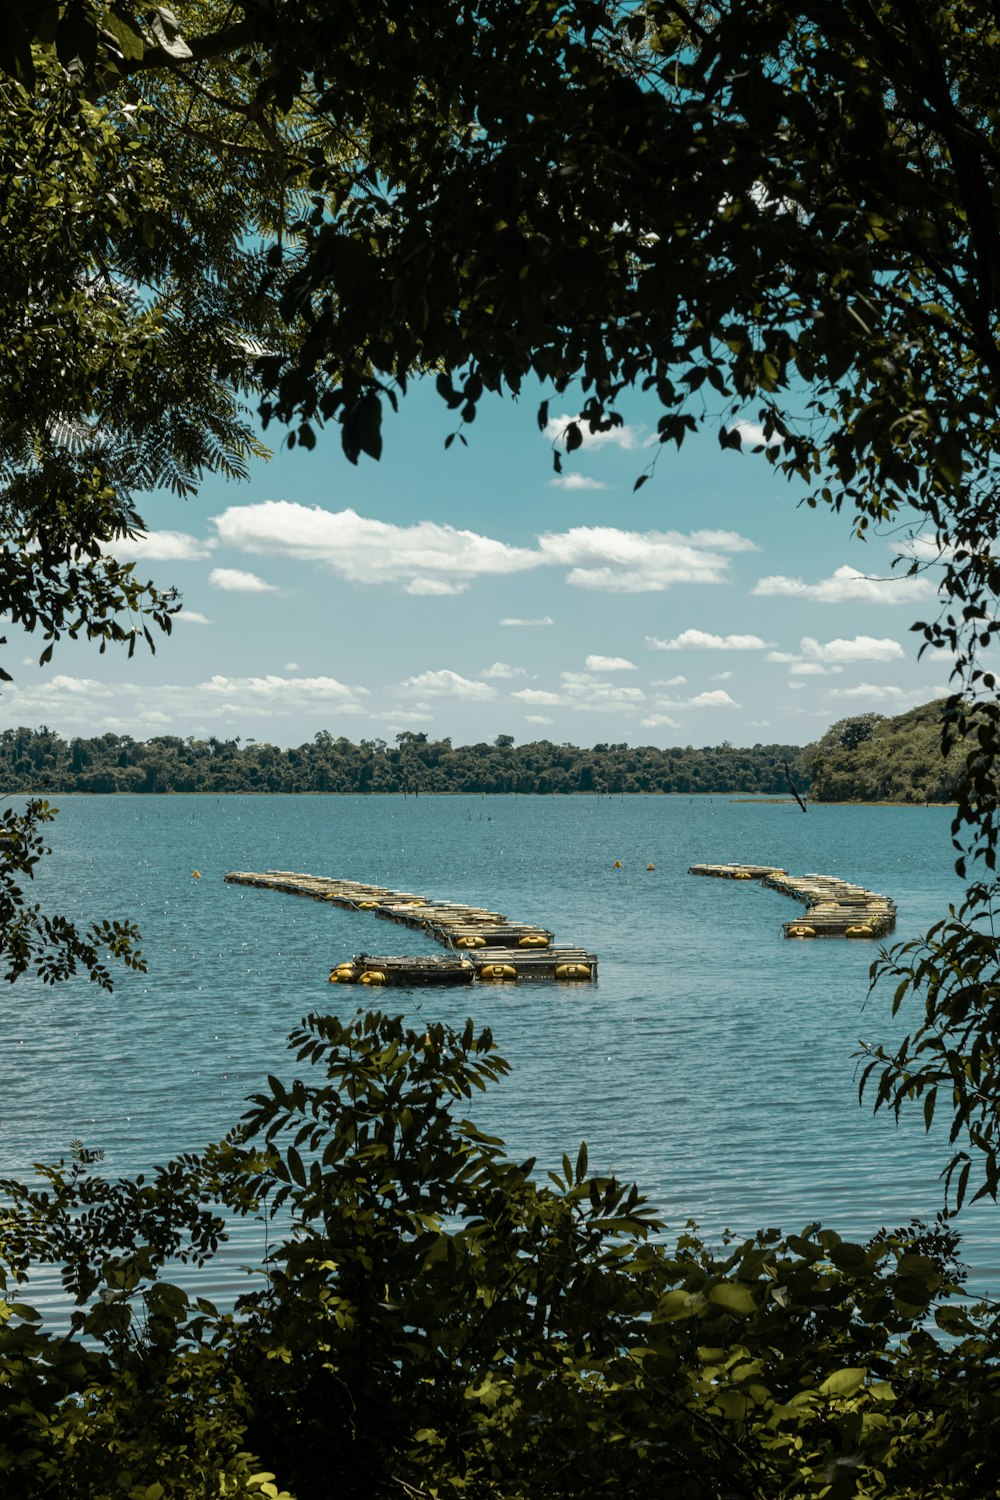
[5,793,995,1309]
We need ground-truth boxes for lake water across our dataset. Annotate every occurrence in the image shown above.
[5,792,995,1311]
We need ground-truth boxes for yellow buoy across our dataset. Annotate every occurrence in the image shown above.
[329,968,356,984]
[456,935,486,949]
[646,864,655,872]
[731,871,752,880]
[613,860,622,868]
[518,934,549,949]
[360,969,387,985]
[192,870,201,879]
[357,900,380,910]
[845,924,875,939]
[555,963,592,980]
[481,963,517,981]
[787,924,816,938]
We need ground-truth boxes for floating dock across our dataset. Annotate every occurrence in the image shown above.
[688,863,896,939]
[224,870,597,984]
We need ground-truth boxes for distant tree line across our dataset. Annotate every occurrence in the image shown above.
[804,700,964,804]
[0,726,812,796]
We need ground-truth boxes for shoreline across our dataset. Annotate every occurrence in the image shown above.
[7,789,956,806]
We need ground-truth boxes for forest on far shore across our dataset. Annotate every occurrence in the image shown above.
[0,700,960,799]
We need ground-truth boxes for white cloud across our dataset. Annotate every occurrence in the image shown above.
[405,578,468,596]
[646,629,769,651]
[500,616,554,627]
[177,610,212,626]
[382,709,434,725]
[212,502,758,597]
[892,534,957,563]
[203,674,367,704]
[396,669,496,700]
[524,714,555,724]
[284,661,299,671]
[481,662,528,680]
[549,474,608,491]
[512,689,565,706]
[28,674,115,700]
[657,689,738,709]
[727,421,783,450]
[209,567,278,593]
[651,675,687,687]
[561,676,646,711]
[538,525,755,593]
[641,714,682,729]
[686,689,738,708]
[0,671,370,730]
[584,655,637,672]
[688,530,760,553]
[572,700,640,715]
[753,565,935,604]
[109,530,211,561]
[212,502,538,588]
[769,635,905,676]
[711,671,733,681]
[828,683,947,706]
[544,413,644,450]
[800,634,905,664]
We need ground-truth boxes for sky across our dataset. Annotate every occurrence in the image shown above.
[4,379,954,750]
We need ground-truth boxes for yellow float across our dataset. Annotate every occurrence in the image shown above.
[480,963,517,981]
[456,935,486,949]
[360,969,387,985]
[787,924,816,938]
[357,900,380,910]
[845,924,875,938]
[518,934,549,949]
[555,963,592,980]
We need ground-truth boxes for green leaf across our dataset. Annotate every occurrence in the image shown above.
[106,7,145,61]
[708,1283,756,1317]
[818,1367,866,1399]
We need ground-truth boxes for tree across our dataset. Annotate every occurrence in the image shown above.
[8,3,1000,1489]
[4,1008,1000,1499]
[0,797,144,986]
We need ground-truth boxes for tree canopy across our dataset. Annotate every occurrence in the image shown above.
[5,1,1000,1184]
[8,5,1000,1493]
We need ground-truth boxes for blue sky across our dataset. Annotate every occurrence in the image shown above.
[6,379,952,749]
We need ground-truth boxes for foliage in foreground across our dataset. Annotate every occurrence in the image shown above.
[0,797,144,987]
[1,1009,999,1500]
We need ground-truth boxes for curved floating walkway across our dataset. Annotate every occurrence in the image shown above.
[688,863,896,939]
[224,870,597,984]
